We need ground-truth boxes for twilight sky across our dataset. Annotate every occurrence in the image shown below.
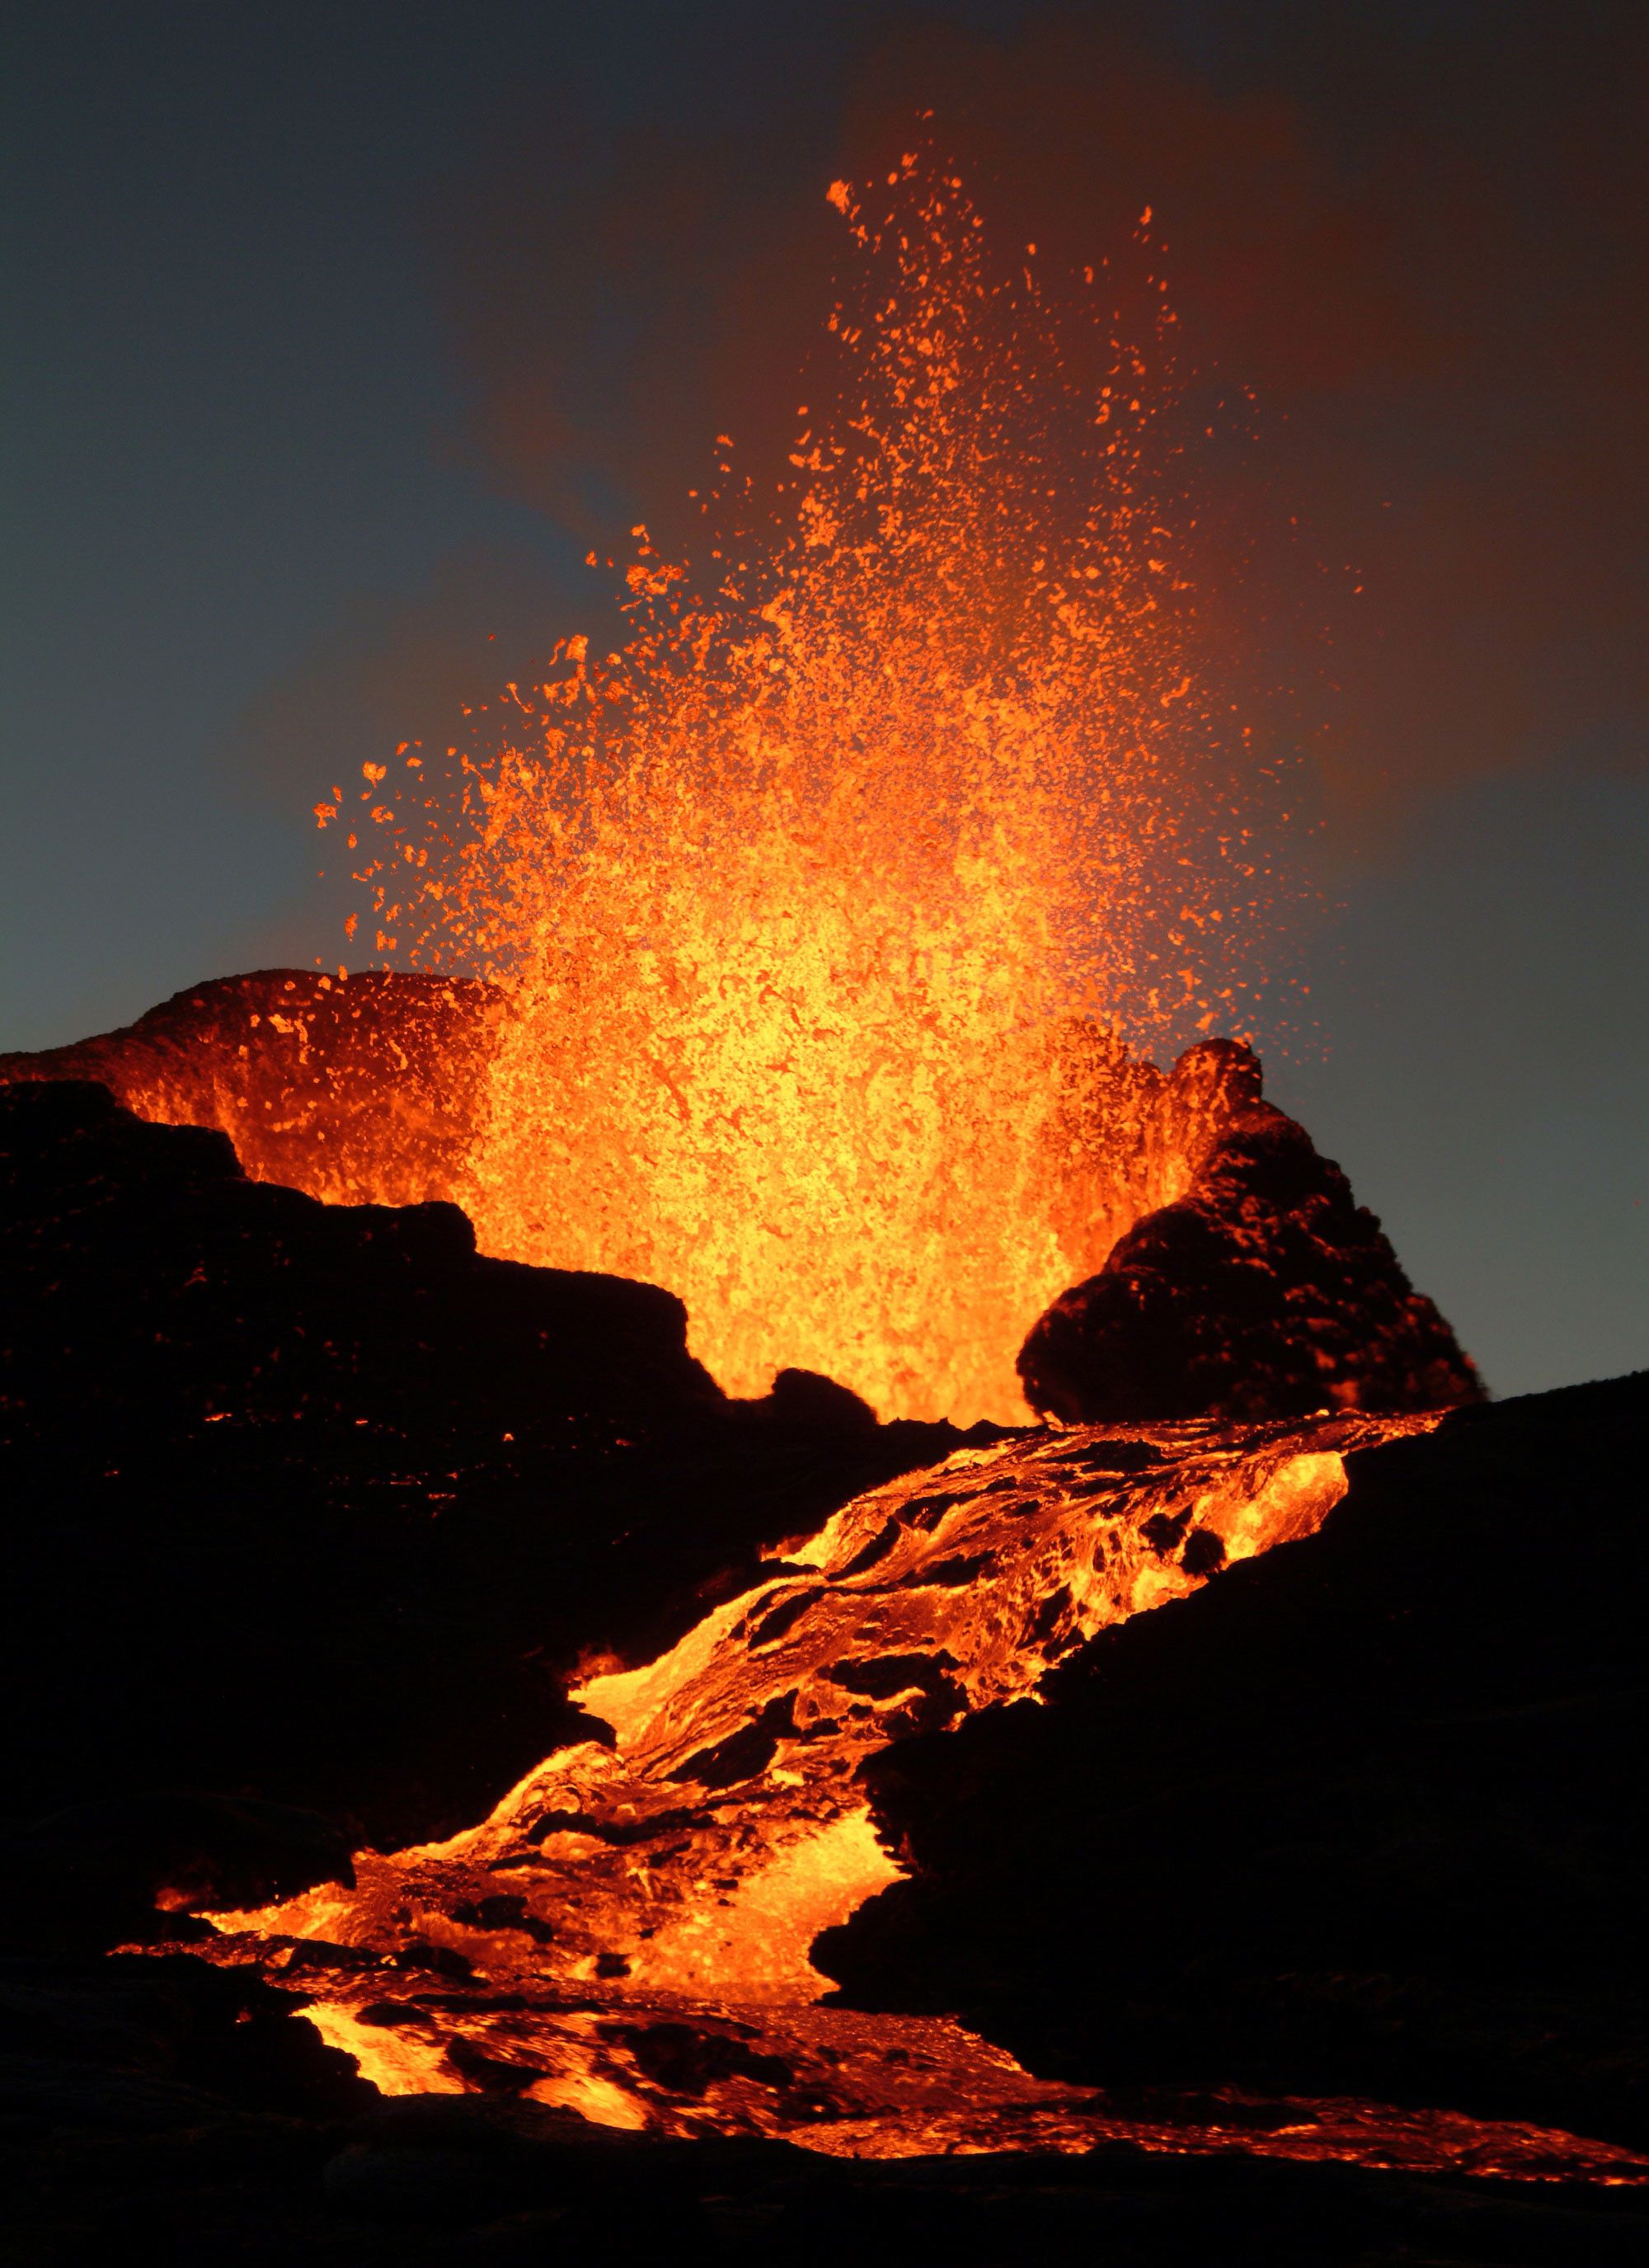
[3,0,1645,1398]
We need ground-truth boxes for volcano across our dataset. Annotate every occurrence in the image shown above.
[2,152,1641,2266]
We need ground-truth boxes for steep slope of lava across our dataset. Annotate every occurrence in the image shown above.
[217,1408,1385,1995]
[186,1400,1647,2185]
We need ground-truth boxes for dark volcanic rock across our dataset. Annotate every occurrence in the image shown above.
[817,1372,1649,2151]
[1019,1101,1484,1422]
[0,1947,374,2129]
[761,1366,878,1431]
[0,1079,992,1856]
[0,1795,357,1954]
[0,1075,719,1452]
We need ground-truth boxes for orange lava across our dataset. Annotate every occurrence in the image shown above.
[192,1407,1647,2183]
[29,139,1618,2200]
[325,153,1293,1420]
[220,1416,1373,1985]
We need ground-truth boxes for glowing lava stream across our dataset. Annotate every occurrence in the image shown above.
[225,1415,1369,1997]
[202,1408,1649,2183]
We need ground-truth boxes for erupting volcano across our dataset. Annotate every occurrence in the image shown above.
[5,161,1473,1441]
[2,143,1642,2265]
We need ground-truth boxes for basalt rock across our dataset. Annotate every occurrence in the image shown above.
[0,1076,721,1454]
[816,1372,1649,2153]
[1018,1101,1484,1423]
[0,1795,357,1955]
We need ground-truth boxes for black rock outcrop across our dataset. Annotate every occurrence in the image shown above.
[1019,1102,1484,1422]
[1,1076,721,1452]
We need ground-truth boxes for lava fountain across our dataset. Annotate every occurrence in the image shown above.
[327,153,1294,1421]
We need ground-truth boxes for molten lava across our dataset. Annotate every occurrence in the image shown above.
[3,162,1306,1425]
[225,1410,1365,1996]
[5,129,1628,2219]
[191,1407,1646,2184]
[315,153,1296,1421]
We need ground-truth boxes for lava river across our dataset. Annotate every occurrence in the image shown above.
[189,1410,1648,2186]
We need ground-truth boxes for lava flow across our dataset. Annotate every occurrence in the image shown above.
[30,144,1590,2183]
[190,1407,1646,2185]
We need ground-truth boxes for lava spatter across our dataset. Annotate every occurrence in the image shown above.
[322,154,1300,1421]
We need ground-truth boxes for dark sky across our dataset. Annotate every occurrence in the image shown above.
[4,0,1645,1397]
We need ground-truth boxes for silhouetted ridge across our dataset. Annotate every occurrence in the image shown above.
[0,967,496,1206]
[0,1080,991,1846]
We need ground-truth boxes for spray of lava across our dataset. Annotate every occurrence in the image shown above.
[326,153,1296,1421]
